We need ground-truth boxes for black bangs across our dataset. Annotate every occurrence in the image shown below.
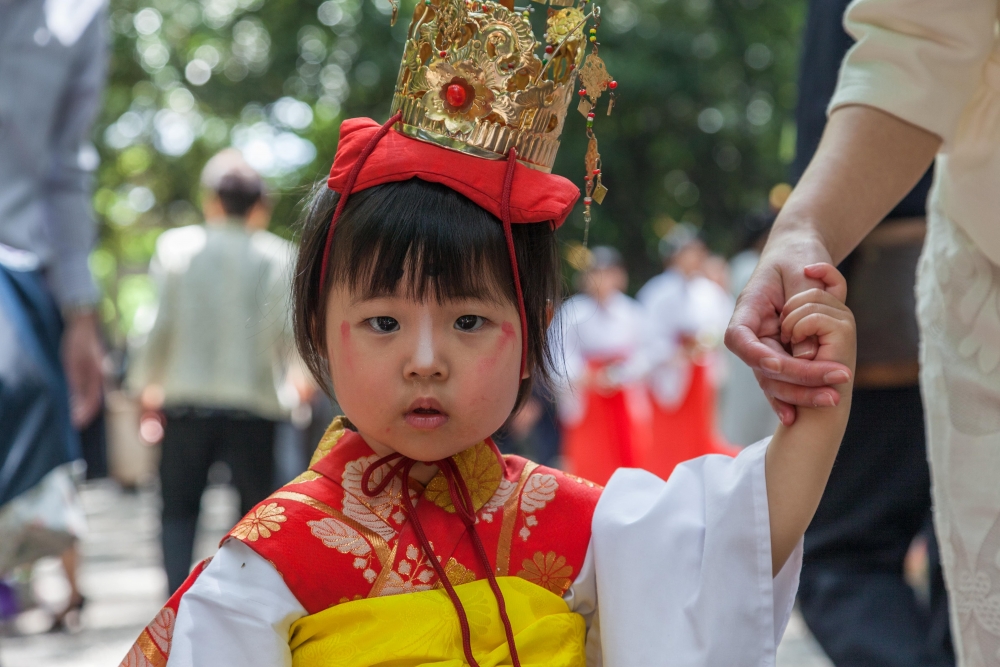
[292,177,562,412]
[327,179,515,305]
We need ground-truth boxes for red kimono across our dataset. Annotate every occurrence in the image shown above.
[121,418,602,665]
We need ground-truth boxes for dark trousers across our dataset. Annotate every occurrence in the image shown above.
[799,387,954,667]
[160,409,276,593]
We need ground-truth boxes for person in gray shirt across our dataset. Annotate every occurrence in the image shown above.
[0,0,107,505]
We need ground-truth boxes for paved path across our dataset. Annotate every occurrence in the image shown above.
[0,479,832,666]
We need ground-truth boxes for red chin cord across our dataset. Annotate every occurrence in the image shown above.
[318,111,403,290]
[500,147,529,379]
[361,453,522,667]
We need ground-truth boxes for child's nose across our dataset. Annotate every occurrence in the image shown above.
[404,313,447,379]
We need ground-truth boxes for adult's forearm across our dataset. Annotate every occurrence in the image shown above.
[774,104,940,264]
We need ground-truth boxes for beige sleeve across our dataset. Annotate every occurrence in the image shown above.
[830,0,998,144]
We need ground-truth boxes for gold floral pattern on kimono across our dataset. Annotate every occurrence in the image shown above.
[442,557,477,587]
[425,441,504,513]
[231,503,286,541]
[516,551,574,596]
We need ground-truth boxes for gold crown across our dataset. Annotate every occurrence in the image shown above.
[389,0,614,175]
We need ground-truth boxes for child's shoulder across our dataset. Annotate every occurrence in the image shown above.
[506,456,604,512]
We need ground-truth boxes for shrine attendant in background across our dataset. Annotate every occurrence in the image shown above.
[554,246,651,485]
[638,226,735,480]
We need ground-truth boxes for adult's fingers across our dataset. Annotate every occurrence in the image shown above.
[725,323,784,371]
[757,375,841,408]
[755,370,797,426]
[728,324,851,387]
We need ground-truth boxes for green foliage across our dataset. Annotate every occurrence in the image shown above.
[93,0,802,342]
[559,0,803,285]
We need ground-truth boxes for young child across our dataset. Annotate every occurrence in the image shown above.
[121,0,856,664]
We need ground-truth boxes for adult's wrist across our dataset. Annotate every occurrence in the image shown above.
[763,218,834,265]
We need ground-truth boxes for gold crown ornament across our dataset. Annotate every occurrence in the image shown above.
[387,0,617,229]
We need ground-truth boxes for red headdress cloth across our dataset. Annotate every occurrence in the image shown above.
[321,115,581,376]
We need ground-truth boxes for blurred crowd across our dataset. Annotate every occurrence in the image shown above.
[499,222,778,488]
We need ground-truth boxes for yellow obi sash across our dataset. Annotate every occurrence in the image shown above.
[289,576,587,666]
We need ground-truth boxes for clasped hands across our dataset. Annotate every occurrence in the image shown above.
[725,229,854,426]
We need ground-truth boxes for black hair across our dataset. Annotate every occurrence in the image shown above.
[216,172,264,217]
[292,178,561,412]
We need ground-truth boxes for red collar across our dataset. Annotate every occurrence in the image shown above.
[309,419,510,515]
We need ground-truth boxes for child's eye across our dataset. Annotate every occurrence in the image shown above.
[454,315,485,332]
[367,316,400,333]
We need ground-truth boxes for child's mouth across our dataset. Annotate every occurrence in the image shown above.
[405,400,449,429]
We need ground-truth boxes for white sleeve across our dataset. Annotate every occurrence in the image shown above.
[831,0,998,145]
[167,540,307,667]
[585,439,801,666]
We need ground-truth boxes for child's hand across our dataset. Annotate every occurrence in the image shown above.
[764,263,856,576]
[778,263,856,406]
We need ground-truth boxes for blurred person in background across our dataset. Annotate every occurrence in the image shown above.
[128,149,299,594]
[554,246,651,485]
[637,225,734,480]
[0,0,108,632]
[776,1,953,663]
[720,214,780,445]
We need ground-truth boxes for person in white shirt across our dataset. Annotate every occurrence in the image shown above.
[554,246,651,485]
[129,150,297,594]
[725,0,1000,662]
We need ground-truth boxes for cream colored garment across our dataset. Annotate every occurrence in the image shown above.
[129,221,296,420]
[918,211,1000,667]
[831,0,1000,265]
[832,6,1000,663]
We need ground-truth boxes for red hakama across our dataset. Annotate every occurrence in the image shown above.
[641,362,736,480]
[563,360,652,486]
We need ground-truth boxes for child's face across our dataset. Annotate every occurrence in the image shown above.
[325,286,525,461]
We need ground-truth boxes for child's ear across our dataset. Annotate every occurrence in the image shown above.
[545,300,554,328]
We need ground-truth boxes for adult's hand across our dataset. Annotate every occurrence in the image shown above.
[727,105,940,426]
[726,227,852,426]
[62,311,105,428]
